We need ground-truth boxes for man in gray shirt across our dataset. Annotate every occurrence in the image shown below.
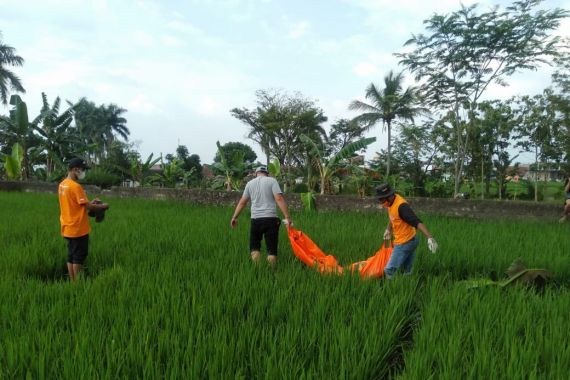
[231,166,292,266]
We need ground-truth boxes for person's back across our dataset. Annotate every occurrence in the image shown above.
[244,175,281,219]
[230,166,292,266]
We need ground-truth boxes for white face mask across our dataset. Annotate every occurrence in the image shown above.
[78,170,86,180]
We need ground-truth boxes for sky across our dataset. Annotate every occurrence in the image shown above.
[1,0,569,164]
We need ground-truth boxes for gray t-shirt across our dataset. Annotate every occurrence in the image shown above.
[242,176,283,219]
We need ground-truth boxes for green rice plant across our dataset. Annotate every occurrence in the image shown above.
[398,279,570,379]
[0,191,568,379]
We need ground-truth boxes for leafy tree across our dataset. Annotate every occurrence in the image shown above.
[1,143,23,179]
[0,32,25,105]
[468,100,517,198]
[328,119,367,153]
[349,71,422,178]
[129,153,161,187]
[514,91,560,201]
[299,134,376,194]
[551,43,570,174]
[398,0,569,196]
[149,157,183,188]
[174,144,202,182]
[231,89,328,189]
[72,98,130,162]
[213,141,250,191]
[0,95,39,179]
[213,142,257,165]
[32,92,78,177]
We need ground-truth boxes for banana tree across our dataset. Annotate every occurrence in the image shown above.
[299,134,376,194]
[0,95,36,179]
[213,141,248,191]
[1,143,24,180]
[129,153,161,187]
[32,93,77,177]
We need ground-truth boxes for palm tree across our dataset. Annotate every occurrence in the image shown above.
[0,33,25,105]
[349,70,422,177]
[72,99,129,162]
[103,104,129,141]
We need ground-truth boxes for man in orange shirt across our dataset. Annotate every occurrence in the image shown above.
[58,158,109,281]
[376,183,438,279]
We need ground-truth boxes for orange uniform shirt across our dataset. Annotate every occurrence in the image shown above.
[388,194,416,245]
[58,178,91,237]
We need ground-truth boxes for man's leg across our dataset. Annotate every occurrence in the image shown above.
[69,235,89,281]
[67,262,75,281]
[400,236,419,275]
[265,218,281,268]
[72,264,82,279]
[384,245,407,279]
[65,238,76,281]
[249,219,263,263]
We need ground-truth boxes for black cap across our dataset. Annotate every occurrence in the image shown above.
[67,158,90,170]
[375,183,394,200]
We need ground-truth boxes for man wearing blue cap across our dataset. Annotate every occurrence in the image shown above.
[230,166,292,266]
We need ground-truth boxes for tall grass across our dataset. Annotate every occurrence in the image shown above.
[0,192,568,379]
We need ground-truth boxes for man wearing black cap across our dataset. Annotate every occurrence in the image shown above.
[58,158,109,281]
[376,183,437,278]
[230,166,292,266]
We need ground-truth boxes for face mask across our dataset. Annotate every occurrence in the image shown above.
[78,170,86,180]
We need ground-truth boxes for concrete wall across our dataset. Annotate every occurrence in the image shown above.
[0,180,561,220]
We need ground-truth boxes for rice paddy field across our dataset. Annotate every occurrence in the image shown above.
[1,191,569,379]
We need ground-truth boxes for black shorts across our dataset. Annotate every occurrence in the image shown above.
[65,235,89,264]
[249,217,281,256]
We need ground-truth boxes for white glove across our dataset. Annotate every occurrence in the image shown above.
[427,238,438,253]
[383,230,392,240]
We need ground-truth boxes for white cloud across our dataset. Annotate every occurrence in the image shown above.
[132,30,155,47]
[195,96,223,116]
[161,34,185,47]
[353,62,378,77]
[128,94,162,114]
[288,21,310,39]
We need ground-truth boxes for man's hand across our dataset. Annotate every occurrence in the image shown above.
[230,217,237,228]
[282,218,293,227]
[427,238,438,253]
[383,230,392,240]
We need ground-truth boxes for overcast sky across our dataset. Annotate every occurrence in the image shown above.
[1,0,569,164]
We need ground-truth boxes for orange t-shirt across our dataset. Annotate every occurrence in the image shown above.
[388,194,416,245]
[58,178,91,237]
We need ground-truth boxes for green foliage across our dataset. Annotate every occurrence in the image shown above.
[267,158,280,178]
[292,182,309,193]
[300,133,376,194]
[300,192,317,212]
[424,179,454,198]
[1,193,570,378]
[1,142,23,179]
[397,0,569,195]
[349,70,423,177]
[213,142,256,164]
[84,167,121,189]
[213,141,249,191]
[0,34,25,105]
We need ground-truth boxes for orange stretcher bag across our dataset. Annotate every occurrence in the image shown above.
[349,240,393,279]
[287,226,343,274]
